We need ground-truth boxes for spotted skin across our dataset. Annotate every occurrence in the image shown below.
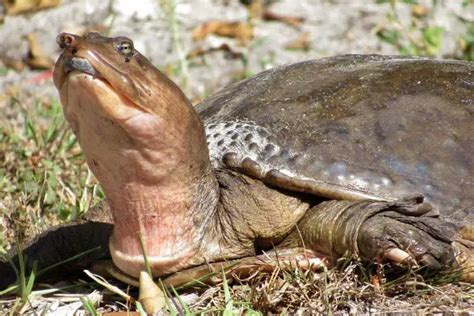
[205,120,388,201]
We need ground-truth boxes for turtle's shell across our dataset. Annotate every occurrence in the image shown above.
[196,55,473,215]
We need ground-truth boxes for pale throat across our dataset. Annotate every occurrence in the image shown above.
[105,169,220,277]
[108,181,195,249]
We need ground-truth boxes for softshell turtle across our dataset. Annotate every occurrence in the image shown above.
[1,33,473,291]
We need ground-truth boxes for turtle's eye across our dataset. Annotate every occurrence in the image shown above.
[115,37,134,57]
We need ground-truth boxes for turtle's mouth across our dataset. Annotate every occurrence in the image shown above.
[64,56,100,77]
[56,56,156,129]
[55,53,151,121]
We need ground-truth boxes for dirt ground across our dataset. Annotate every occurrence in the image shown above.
[0,0,473,314]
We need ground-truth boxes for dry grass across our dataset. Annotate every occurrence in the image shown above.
[2,254,472,314]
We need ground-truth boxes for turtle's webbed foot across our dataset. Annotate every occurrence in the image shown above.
[358,212,457,270]
[295,197,469,278]
[358,203,474,282]
[357,197,462,270]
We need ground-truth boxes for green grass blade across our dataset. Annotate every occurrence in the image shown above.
[25,119,39,146]
[137,232,152,277]
[135,301,147,316]
[0,284,18,296]
[158,279,177,316]
[80,296,99,316]
[169,286,192,315]
[16,244,27,300]
[25,261,38,297]
[222,269,234,316]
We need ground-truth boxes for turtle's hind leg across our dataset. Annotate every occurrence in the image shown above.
[282,198,474,282]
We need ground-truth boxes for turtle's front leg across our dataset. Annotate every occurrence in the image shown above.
[285,197,473,282]
[94,247,327,289]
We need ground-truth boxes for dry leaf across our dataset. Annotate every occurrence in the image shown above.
[262,10,304,28]
[241,0,263,19]
[286,32,311,51]
[138,271,166,314]
[452,242,474,283]
[103,313,140,316]
[192,21,254,44]
[3,0,60,16]
[25,33,54,70]
[460,224,474,241]
[0,56,25,71]
[187,43,243,60]
[371,275,381,289]
[411,4,429,18]
[240,0,304,28]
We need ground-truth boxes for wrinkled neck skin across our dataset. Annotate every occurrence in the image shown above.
[60,70,222,278]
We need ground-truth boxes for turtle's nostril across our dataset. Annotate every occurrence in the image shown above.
[57,33,76,49]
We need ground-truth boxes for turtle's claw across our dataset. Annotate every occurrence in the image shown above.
[358,215,456,271]
[419,253,442,270]
[384,248,442,270]
[384,247,445,272]
[384,248,415,266]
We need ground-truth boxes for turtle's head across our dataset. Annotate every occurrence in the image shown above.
[54,32,151,112]
[54,32,216,278]
[54,32,202,140]
[53,31,210,190]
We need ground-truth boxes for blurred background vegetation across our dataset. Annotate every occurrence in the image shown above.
[375,0,473,60]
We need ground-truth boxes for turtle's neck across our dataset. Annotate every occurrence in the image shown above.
[53,31,225,277]
[107,168,220,277]
[60,66,221,277]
